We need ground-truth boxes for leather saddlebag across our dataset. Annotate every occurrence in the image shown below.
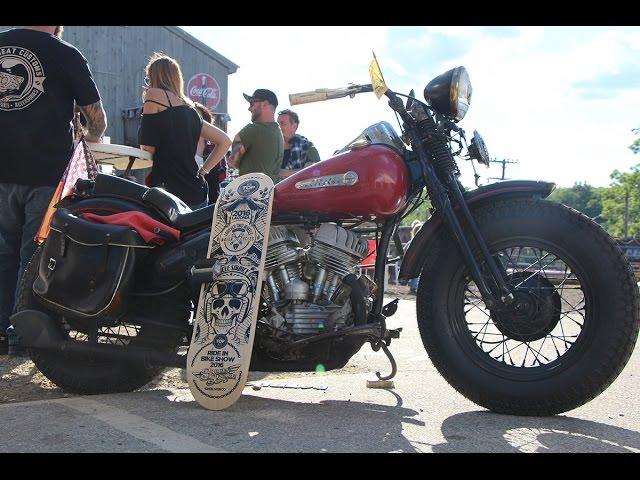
[33,208,153,319]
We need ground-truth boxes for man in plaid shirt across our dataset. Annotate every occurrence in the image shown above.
[277,109,320,180]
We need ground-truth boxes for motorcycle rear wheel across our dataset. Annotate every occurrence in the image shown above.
[416,198,639,416]
[15,246,189,395]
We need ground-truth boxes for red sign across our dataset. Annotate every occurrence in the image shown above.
[187,73,221,110]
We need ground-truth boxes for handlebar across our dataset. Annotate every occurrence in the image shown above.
[289,84,373,105]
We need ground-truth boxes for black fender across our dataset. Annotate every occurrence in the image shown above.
[398,180,555,281]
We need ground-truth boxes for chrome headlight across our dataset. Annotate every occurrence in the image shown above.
[423,66,472,122]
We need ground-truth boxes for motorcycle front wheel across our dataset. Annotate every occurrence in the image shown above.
[417,198,639,416]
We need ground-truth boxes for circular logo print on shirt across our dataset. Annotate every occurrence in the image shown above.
[237,180,260,197]
[0,46,46,111]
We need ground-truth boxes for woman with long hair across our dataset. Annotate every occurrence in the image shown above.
[138,52,230,208]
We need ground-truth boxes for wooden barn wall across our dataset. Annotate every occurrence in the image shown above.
[0,26,234,145]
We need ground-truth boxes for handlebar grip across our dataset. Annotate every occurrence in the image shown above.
[289,90,329,105]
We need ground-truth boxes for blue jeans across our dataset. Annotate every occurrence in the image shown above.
[0,183,56,333]
[407,277,419,293]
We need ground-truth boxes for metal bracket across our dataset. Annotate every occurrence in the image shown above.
[382,298,399,317]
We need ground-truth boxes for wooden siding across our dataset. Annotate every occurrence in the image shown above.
[0,26,237,144]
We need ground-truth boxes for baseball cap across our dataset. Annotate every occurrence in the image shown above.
[243,89,278,108]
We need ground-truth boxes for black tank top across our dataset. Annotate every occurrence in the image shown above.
[138,90,207,206]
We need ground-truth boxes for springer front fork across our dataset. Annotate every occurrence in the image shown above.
[443,175,514,308]
[408,131,514,309]
[384,91,512,309]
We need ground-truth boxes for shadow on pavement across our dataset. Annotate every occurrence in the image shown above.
[432,411,640,453]
[93,388,424,452]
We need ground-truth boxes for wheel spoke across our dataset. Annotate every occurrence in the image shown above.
[513,256,560,288]
[463,243,587,369]
[64,322,141,347]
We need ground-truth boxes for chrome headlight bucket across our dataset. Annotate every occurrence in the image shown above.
[424,66,472,122]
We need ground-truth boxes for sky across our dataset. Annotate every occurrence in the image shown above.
[180,26,640,188]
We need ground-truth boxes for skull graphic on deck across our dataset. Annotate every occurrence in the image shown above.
[204,271,252,340]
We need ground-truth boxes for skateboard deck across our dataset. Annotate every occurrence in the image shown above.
[187,173,274,410]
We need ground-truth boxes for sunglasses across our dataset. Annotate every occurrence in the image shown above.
[214,282,246,297]
[211,297,242,310]
[249,98,264,106]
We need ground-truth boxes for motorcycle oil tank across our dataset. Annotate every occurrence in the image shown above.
[273,144,409,220]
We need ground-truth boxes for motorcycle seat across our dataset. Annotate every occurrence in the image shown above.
[93,173,149,201]
[142,187,214,230]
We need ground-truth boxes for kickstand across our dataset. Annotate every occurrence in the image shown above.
[375,342,397,381]
[367,341,398,389]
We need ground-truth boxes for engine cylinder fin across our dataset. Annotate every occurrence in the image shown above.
[309,243,362,278]
[265,244,299,271]
[265,226,302,272]
[286,304,343,335]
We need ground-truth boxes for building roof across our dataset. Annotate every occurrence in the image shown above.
[166,27,239,74]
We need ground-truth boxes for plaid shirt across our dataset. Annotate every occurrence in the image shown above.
[282,134,318,170]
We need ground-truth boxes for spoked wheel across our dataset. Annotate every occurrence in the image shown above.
[15,246,190,395]
[417,199,639,416]
[463,245,584,371]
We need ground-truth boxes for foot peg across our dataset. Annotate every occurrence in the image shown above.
[189,259,222,285]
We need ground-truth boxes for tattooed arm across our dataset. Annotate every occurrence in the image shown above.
[78,100,107,143]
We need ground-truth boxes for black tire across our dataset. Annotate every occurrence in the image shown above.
[416,198,639,416]
[15,246,190,395]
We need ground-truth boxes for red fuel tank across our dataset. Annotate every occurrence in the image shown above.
[273,144,409,220]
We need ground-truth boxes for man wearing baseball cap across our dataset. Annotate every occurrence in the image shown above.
[228,88,284,183]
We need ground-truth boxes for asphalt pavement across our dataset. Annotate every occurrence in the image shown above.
[1,298,638,453]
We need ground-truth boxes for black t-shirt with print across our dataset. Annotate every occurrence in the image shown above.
[0,28,101,186]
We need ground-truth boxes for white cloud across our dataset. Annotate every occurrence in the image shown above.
[181,26,640,188]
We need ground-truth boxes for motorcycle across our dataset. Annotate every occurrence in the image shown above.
[12,59,639,416]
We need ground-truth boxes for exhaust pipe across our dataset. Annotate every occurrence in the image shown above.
[10,310,186,369]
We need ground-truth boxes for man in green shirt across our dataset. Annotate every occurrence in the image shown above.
[228,88,284,183]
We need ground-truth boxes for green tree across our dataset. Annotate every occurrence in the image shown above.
[548,182,604,222]
[600,165,640,237]
[401,195,432,227]
[630,127,640,155]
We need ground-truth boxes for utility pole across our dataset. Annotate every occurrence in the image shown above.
[488,158,519,181]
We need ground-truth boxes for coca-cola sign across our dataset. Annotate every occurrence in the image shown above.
[187,73,221,110]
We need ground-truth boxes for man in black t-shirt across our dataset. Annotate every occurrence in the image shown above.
[0,26,107,355]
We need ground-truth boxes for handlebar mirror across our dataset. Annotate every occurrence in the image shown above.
[406,89,415,109]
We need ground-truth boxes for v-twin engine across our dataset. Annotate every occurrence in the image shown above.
[263,224,371,336]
